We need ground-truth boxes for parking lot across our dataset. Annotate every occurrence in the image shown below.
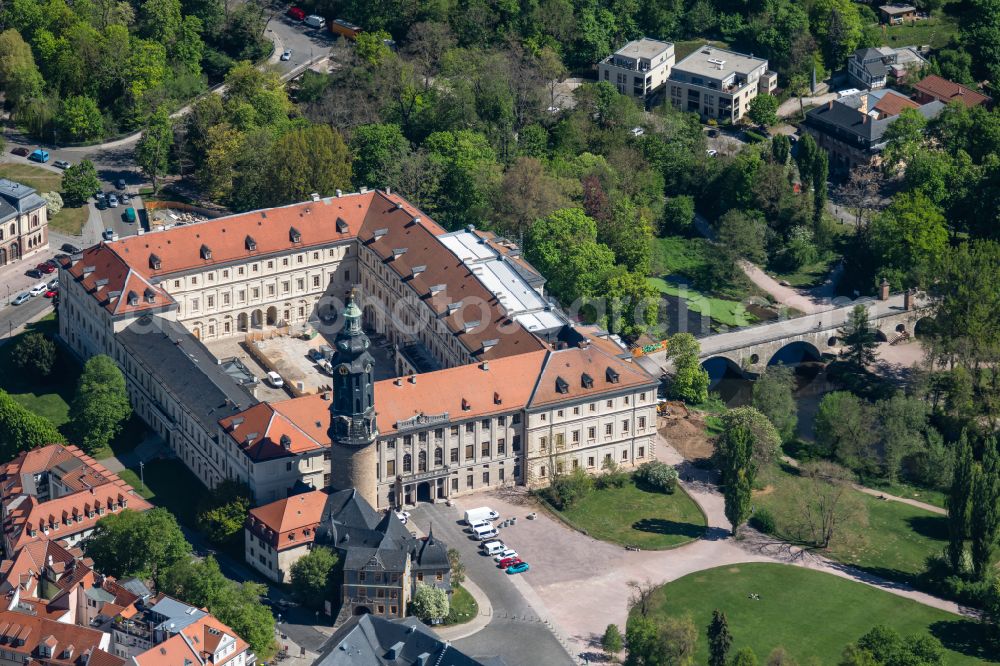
[253,335,333,395]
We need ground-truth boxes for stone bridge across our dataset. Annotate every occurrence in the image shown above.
[636,292,931,377]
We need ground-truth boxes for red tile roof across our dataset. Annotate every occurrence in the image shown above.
[247,490,327,550]
[218,402,325,462]
[2,446,153,555]
[873,91,919,118]
[0,609,108,665]
[913,74,991,108]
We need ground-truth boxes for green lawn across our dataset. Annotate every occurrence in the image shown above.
[674,39,731,61]
[443,585,478,626]
[768,254,839,289]
[651,236,714,277]
[754,464,948,582]
[868,480,947,510]
[558,479,706,550]
[119,458,204,526]
[643,563,993,665]
[880,14,960,50]
[647,277,756,328]
[0,163,89,235]
[0,315,78,435]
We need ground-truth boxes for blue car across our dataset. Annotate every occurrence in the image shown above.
[28,149,49,163]
[506,562,530,575]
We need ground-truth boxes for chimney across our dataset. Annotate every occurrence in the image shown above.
[859,93,869,114]
[879,278,890,301]
[862,113,868,124]
[310,192,320,202]
[828,99,833,110]
[904,289,913,310]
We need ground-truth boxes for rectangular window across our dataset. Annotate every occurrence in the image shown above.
[481,442,489,457]
[540,437,547,451]
[451,425,460,437]
[588,427,596,440]
[606,400,613,408]
[465,444,474,459]
[498,415,506,426]
[639,416,647,429]
[207,295,215,308]
[223,293,230,305]
[267,261,274,269]
[512,413,521,424]
[638,446,645,458]
[622,450,628,461]
[482,471,489,484]
[313,276,320,287]
[497,438,506,454]
[467,475,473,488]
[605,424,613,436]
[450,448,458,463]
[573,459,579,469]
[297,278,305,290]
[589,403,596,412]
[640,392,647,401]
[622,420,630,433]
[466,423,475,433]
[588,456,595,468]
[283,258,289,267]
[572,430,580,443]
[573,406,580,415]
[499,467,505,481]
[386,460,395,476]
[451,478,458,490]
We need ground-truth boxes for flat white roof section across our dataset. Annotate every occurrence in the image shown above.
[439,231,567,333]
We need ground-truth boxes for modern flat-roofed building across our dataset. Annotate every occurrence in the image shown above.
[667,45,777,122]
[598,38,675,100]
[879,3,917,24]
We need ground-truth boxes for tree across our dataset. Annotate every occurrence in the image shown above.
[747,94,779,128]
[839,305,878,370]
[356,30,393,67]
[882,108,928,170]
[720,407,782,472]
[602,623,623,662]
[947,435,975,571]
[731,648,759,666]
[195,479,252,545]
[289,546,338,608]
[41,191,62,217]
[70,355,131,455]
[526,208,615,308]
[661,195,695,234]
[447,548,465,587]
[159,556,275,655]
[814,392,878,469]
[766,647,798,666]
[634,461,678,494]
[11,332,56,377]
[625,614,697,666]
[666,333,709,404]
[350,123,410,191]
[970,439,1000,579]
[719,423,755,536]
[0,389,65,458]
[56,95,105,142]
[796,461,862,548]
[495,157,573,237]
[869,192,948,289]
[62,160,101,206]
[752,366,798,443]
[410,583,449,623]
[135,106,173,193]
[716,209,767,265]
[848,625,944,666]
[84,508,192,583]
[263,125,352,206]
[708,609,732,666]
[0,29,44,109]
[771,135,791,165]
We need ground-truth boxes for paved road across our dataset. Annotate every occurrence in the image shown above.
[778,92,838,118]
[409,503,575,666]
[0,293,52,339]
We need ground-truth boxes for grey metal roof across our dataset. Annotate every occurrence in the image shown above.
[148,597,207,632]
[120,578,152,599]
[0,179,46,215]
[117,315,256,434]
[315,615,491,666]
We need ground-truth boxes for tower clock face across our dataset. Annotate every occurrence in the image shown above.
[338,365,350,375]
[364,363,373,373]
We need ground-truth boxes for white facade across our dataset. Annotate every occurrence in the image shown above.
[598,38,675,99]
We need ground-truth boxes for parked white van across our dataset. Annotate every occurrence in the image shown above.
[468,519,493,532]
[473,525,499,540]
[464,507,500,525]
[304,14,326,28]
[481,541,506,556]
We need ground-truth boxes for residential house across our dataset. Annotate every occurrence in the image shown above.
[848,46,927,89]
[912,74,992,109]
[0,179,48,269]
[879,4,917,24]
[803,89,944,172]
[313,614,494,665]
[0,445,153,558]
[0,608,111,666]
[667,45,777,122]
[598,38,675,101]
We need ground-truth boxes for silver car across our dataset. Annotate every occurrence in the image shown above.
[108,193,119,208]
[12,292,30,305]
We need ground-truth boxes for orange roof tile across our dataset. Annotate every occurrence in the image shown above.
[0,609,107,664]
[528,345,658,407]
[219,403,325,462]
[873,91,919,117]
[913,74,991,108]
[247,490,327,549]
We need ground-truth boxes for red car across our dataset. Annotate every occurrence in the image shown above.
[11,147,30,157]
[287,6,305,20]
[497,557,522,569]
[44,289,58,298]
[36,263,55,274]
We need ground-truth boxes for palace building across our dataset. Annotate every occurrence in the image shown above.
[57,189,660,509]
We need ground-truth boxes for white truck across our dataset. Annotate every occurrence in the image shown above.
[464,507,500,525]
[304,14,326,29]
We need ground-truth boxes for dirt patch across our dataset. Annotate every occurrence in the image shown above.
[659,411,716,462]
[753,485,775,497]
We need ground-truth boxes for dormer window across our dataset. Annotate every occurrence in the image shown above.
[144,288,156,303]
[200,244,212,260]
[149,254,161,270]
[336,217,349,233]
[245,235,257,251]
[289,227,301,243]
[582,373,594,389]
[606,367,620,384]
[127,290,139,306]
[555,376,569,394]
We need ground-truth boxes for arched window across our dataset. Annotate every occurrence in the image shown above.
[403,454,411,473]
[434,448,443,466]
[418,450,427,472]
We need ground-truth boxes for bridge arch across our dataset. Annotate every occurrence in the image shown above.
[913,316,935,339]
[768,340,822,367]
[701,355,746,385]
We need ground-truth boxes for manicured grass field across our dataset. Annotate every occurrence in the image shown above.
[0,163,89,235]
[443,585,478,626]
[648,277,756,328]
[644,563,993,664]
[559,479,706,549]
[754,464,947,582]
[119,458,204,526]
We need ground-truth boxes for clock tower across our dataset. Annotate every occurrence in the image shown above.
[327,291,379,506]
